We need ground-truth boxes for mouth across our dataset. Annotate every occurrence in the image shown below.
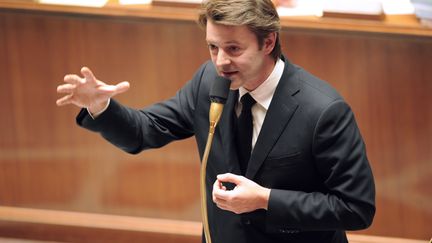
[220,71,238,78]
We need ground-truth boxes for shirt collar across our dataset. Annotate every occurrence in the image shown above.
[238,58,285,110]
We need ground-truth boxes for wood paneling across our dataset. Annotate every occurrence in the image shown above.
[0,9,207,221]
[0,4,431,241]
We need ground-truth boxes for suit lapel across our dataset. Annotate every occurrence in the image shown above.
[245,61,300,179]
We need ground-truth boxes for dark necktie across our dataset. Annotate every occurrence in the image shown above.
[235,93,256,175]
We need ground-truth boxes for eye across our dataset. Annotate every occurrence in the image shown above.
[208,44,219,55]
[208,44,218,51]
[227,46,241,55]
[228,46,240,52]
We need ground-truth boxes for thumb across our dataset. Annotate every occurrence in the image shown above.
[217,173,243,185]
[114,81,130,95]
[99,81,130,95]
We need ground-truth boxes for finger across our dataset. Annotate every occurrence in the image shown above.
[98,85,117,93]
[212,180,219,201]
[56,94,73,106]
[64,74,83,85]
[216,179,225,189]
[213,180,228,201]
[213,179,223,190]
[57,84,76,94]
[113,81,130,95]
[217,173,243,185]
[217,180,227,191]
[213,195,228,206]
[215,202,230,211]
[213,185,232,200]
[98,81,130,95]
[81,66,96,83]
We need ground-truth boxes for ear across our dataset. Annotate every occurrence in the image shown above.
[263,32,277,55]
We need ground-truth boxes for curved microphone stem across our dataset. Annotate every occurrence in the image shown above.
[200,130,214,243]
[200,102,224,243]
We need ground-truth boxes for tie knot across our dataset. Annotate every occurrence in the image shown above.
[241,93,256,110]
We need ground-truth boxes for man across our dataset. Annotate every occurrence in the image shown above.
[56,0,375,242]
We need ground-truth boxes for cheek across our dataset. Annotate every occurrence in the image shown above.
[210,53,216,64]
[210,57,219,73]
[236,61,253,77]
[237,54,256,68]
[248,56,263,72]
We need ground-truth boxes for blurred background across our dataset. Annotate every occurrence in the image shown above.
[0,0,431,242]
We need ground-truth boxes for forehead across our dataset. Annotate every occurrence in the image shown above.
[206,21,256,45]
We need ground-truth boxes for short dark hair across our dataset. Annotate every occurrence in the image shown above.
[198,0,282,61]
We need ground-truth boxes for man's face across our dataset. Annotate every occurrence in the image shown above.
[206,21,275,91]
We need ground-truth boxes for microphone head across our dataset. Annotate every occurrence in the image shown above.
[209,76,231,104]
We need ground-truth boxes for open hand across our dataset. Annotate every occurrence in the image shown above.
[56,67,130,113]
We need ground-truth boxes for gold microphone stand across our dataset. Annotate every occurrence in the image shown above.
[200,102,225,243]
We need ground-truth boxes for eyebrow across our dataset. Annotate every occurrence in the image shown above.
[206,40,241,45]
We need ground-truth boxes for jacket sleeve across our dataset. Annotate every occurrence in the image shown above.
[266,100,375,232]
[76,62,209,154]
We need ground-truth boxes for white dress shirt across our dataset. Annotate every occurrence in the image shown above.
[237,58,285,150]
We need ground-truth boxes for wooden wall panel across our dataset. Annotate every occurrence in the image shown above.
[0,8,431,241]
[0,11,208,221]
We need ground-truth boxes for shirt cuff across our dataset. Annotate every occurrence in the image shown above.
[87,99,111,119]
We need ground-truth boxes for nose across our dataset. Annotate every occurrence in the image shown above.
[216,50,231,67]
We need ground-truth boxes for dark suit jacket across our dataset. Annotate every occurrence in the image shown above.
[77,57,375,243]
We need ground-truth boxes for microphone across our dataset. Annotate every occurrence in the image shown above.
[210,76,231,103]
[200,76,231,243]
[208,76,231,132]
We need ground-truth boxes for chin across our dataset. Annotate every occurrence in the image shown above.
[229,81,242,90]
[229,84,240,90]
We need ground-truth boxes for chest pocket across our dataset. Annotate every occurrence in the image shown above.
[258,151,316,189]
[263,150,303,169]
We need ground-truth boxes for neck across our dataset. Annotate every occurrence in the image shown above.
[244,57,277,91]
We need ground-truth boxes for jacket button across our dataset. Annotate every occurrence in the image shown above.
[243,219,251,225]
